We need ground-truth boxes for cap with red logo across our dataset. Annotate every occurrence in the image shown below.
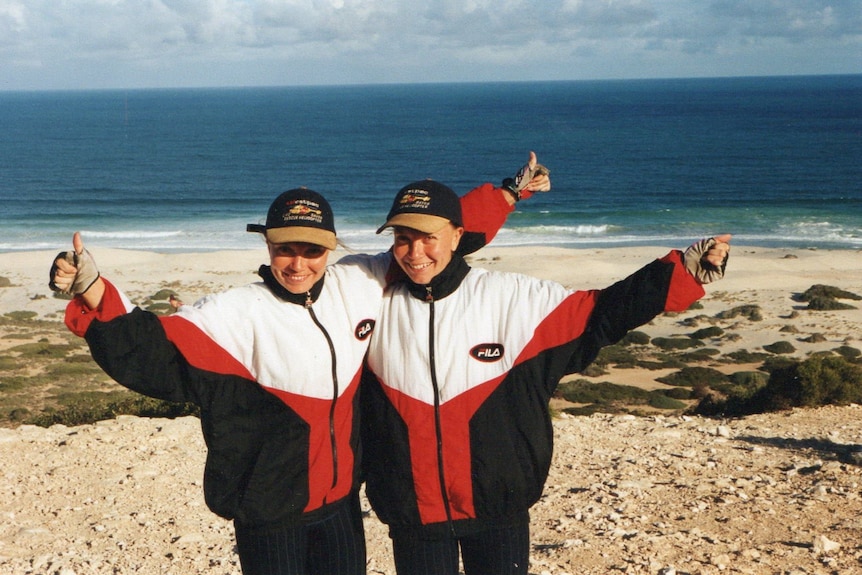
[247,188,336,250]
[376,180,463,235]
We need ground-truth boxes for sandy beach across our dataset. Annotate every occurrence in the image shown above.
[4,242,859,368]
[1,243,862,574]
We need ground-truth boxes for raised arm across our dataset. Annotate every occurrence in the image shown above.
[458,151,551,255]
[47,232,230,404]
[565,235,731,374]
[49,232,134,338]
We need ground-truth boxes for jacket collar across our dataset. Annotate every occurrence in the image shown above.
[405,254,470,302]
[258,265,324,306]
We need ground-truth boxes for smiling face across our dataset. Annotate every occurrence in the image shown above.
[267,241,330,294]
[391,224,463,285]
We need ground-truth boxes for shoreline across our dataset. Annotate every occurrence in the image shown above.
[3,243,861,365]
[3,235,860,256]
[3,243,860,311]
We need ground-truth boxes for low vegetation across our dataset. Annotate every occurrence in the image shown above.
[27,394,198,427]
[556,379,687,416]
[695,354,862,417]
[2,282,860,427]
[0,292,193,428]
[793,284,861,310]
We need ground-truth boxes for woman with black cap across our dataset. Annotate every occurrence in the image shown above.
[47,154,551,575]
[361,180,731,575]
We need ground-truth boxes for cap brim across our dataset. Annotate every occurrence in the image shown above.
[264,227,337,251]
[375,213,452,235]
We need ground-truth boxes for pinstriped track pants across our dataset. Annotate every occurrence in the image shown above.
[390,522,529,575]
[234,495,365,575]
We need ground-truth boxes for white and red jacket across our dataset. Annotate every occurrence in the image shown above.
[64,183,513,532]
[361,250,705,538]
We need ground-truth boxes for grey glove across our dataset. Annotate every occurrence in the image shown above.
[684,237,728,284]
[49,248,100,295]
[502,160,550,201]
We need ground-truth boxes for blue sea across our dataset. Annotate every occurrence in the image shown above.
[1,75,860,254]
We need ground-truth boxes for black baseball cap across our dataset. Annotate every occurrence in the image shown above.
[247,188,337,250]
[376,180,463,234]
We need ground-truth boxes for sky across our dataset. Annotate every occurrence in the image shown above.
[1,0,860,91]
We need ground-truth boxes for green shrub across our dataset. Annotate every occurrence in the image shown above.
[0,356,19,370]
[151,289,178,300]
[690,326,724,339]
[652,337,703,351]
[579,363,608,377]
[677,348,721,363]
[796,284,862,302]
[716,305,763,322]
[834,346,862,361]
[729,370,769,388]
[64,354,96,364]
[689,381,713,400]
[763,340,796,354]
[1,333,34,340]
[679,315,710,328]
[806,296,856,311]
[769,355,862,408]
[636,357,687,370]
[694,355,862,417]
[647,392,687,410]
[145,302,173,315]
[562,404,624,417]
[760,356,799,373]
[657,366,729,388]
[620,331,651,346]
[800,332,826,342]
[723,349,771,364]
[707,371,768,399]
[4,311,37,321]
[557,379,650,405]
[659,386,694,400]
[593,345,638,368]
[27,394,199,427]
[45,361,105,377]
[7,408,30,422]
[0,376,29,392]
[9,342,76,359]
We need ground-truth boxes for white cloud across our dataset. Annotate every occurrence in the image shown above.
[0,0,858,90]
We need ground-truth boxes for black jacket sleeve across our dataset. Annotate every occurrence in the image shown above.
[564,256,679,375]
[85,308,200,405]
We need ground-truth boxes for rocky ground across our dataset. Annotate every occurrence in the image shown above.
[1,406,861,575]
[2,245,861,574]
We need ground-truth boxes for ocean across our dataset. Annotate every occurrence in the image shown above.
[1,75,860,254]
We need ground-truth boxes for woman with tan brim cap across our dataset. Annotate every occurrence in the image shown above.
[362,179,730,575]
[48,153,552,575]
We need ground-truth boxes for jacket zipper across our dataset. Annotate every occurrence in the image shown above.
[306,296,340,494]
[426,286,456,534]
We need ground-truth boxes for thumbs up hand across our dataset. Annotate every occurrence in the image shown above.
[684,234,731,284]
[49,232,101,295]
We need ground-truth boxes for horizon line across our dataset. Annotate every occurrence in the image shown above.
[2,72,860,95]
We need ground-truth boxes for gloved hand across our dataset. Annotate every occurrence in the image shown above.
[502,151,551,202]
[49,232,101,295]
[684,234,731,284]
